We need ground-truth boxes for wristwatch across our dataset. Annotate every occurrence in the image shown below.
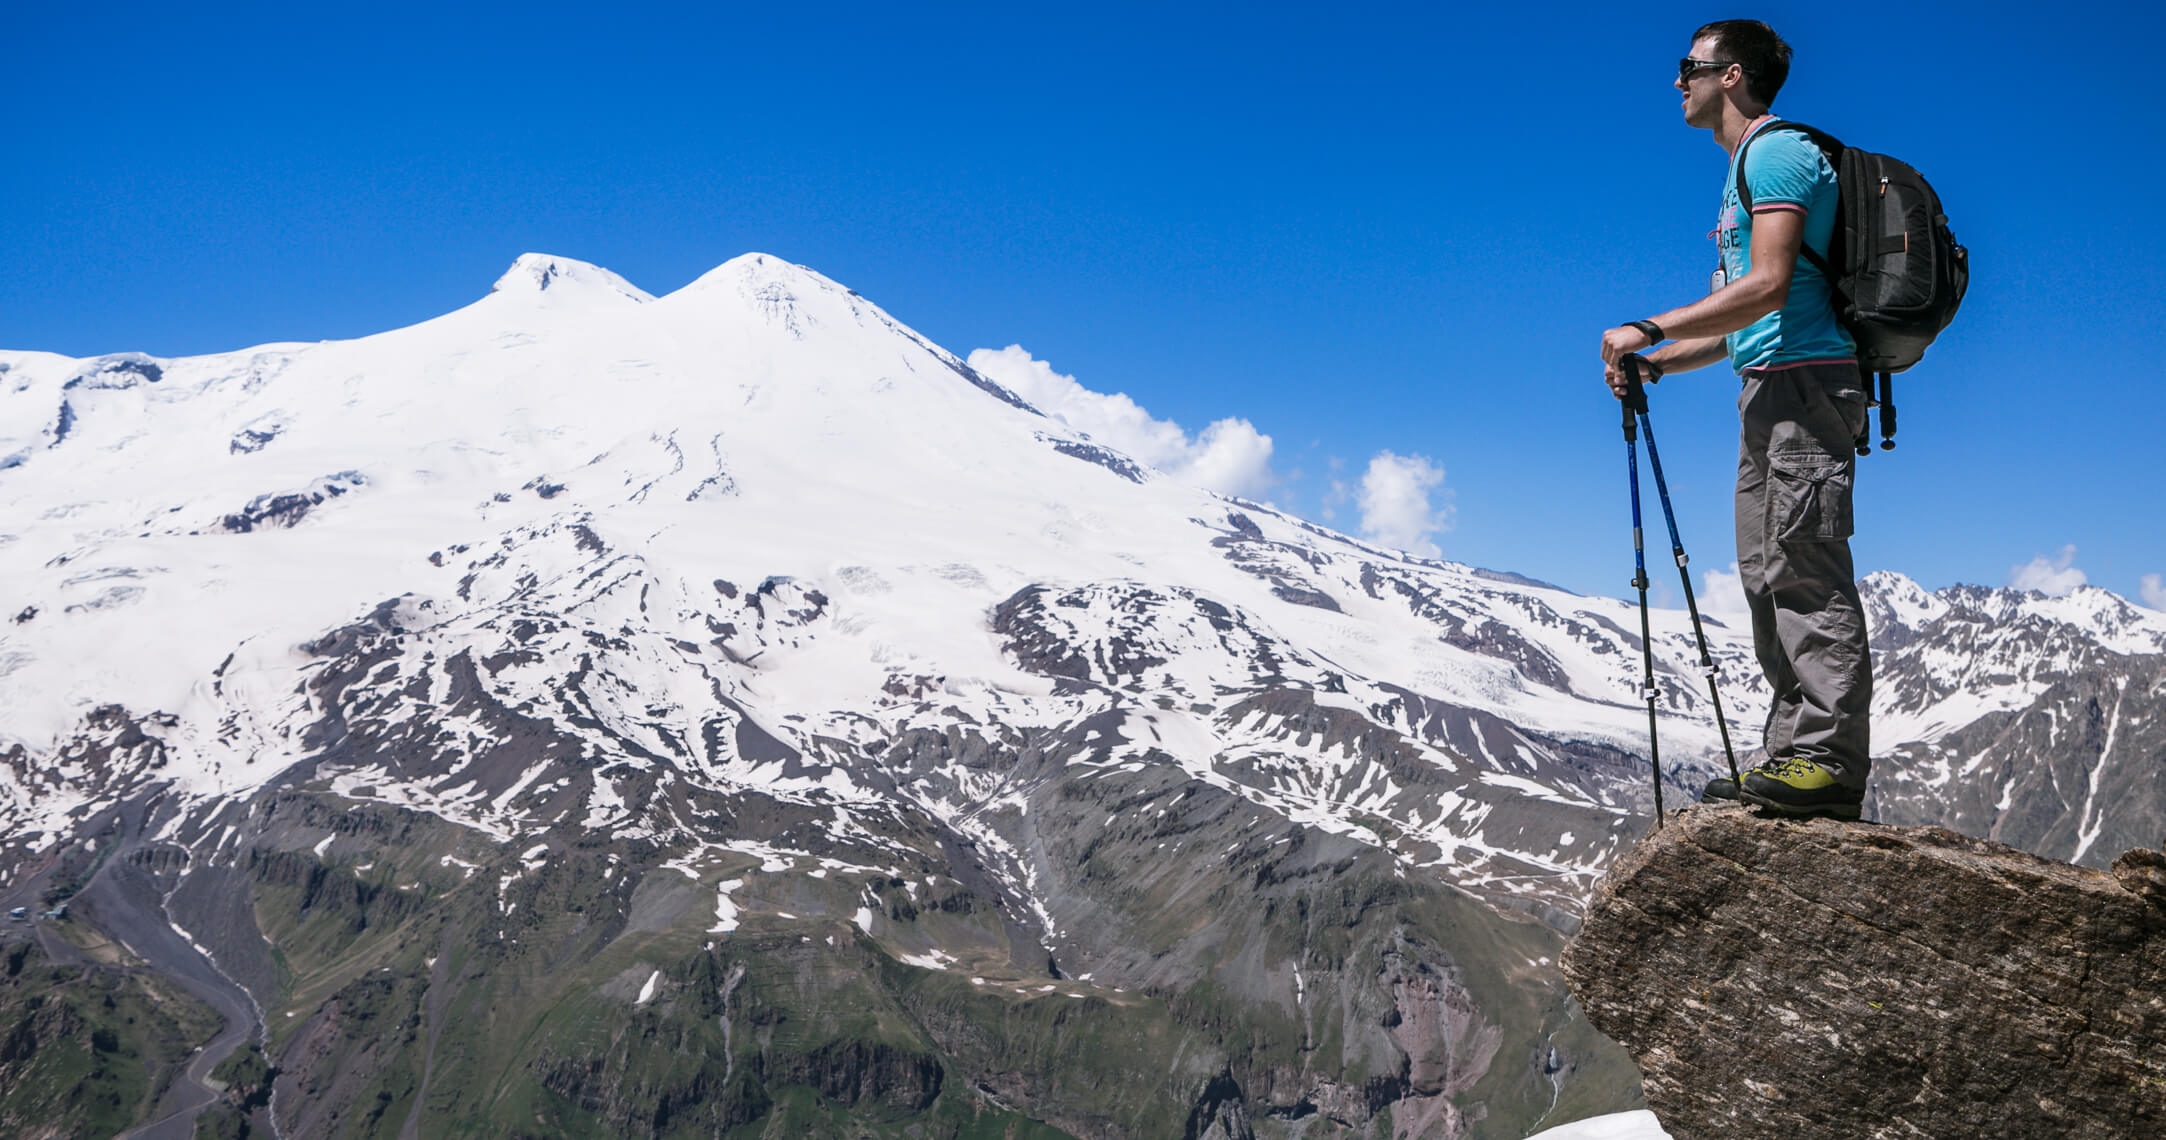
[1629,319,1666,345]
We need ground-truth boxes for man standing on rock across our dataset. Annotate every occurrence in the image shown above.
[1597,20,1870,820]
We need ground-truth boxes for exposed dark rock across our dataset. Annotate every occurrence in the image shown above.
[63,355,164,390]
[220,472,367,533]
[229,426,281,454]
[300,596,408,659]
[941,356,1037,412]
[992,586,1103,680]
[27,356,174,456]
[1211,521,1344,613]
[686,434,737,500]
[1042,435,1148,483]
[1268,583,1341,611]
[1562,805,2166,1139]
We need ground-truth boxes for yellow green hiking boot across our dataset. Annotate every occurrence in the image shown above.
[1739,757,1865,820]
[1701,750,1777,803]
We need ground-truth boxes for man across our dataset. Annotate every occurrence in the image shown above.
[1597,19,1871,820]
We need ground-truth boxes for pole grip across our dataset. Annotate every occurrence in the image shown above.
[1619,354,1650,420]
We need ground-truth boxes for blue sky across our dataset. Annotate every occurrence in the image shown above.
[6,0,2161,607]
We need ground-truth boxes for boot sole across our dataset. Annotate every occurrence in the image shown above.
[1739,790,1862,820]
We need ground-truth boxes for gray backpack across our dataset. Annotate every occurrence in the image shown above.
[1738,120,1970,452]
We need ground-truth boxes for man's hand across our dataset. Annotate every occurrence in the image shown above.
[1600,325,1654,366]
[1600,326,1659,401]
[1604,353,1658,401]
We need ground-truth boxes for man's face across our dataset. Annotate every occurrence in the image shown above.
[1676,35,1734,128]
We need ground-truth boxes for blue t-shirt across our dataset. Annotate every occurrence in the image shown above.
[1718,120,1856,372]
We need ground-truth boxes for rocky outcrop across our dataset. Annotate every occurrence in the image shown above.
[1561,805,2166,1139]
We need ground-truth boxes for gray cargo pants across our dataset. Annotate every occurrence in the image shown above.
[1735,363,1873,789]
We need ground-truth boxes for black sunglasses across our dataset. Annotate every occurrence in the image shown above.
[1679,57,1741,81]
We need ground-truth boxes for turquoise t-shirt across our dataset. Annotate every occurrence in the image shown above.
[1718,120,1856,372]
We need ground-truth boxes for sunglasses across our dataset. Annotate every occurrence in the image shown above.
[1679,57,1740,81]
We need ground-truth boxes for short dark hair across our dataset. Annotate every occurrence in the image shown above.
[1693,19,1792,106]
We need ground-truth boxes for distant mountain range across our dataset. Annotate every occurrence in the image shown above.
[2,254,2157,1139]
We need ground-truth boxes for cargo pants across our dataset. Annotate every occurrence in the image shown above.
[1735,363,1873,789]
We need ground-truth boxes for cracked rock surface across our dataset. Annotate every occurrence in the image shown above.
[1561,804,2166,1139]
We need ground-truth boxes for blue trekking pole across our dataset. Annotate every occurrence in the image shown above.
[1619,364,1666,826]
[1620,356,1744,825]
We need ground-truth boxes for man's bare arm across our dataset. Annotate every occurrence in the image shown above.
[1599,208,1812,394]
[1648,335,1729,375]
[1603,336,1726,399]
[1639,207,1807,342]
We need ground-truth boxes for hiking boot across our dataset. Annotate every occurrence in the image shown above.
[1739,757,1865,820]
[1700,749,1775,803]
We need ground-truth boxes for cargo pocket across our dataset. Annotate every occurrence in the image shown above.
[1770,452,1854,543]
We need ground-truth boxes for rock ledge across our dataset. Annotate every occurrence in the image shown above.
[1562,804,2166,1139]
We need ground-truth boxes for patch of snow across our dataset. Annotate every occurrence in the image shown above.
[895,948,957,971]
[1524,1110,1673,1140]
[707,879,746,933]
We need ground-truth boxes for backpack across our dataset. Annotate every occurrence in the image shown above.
[1736,120,1969,452]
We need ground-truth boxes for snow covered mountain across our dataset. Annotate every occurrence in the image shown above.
[0,252,1739,908]
[1863,572,2166,865]
[1,253,2158,1138]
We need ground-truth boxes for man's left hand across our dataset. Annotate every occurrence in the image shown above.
[1600,325,1654,365]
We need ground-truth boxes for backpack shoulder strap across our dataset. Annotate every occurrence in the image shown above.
[1735,119,1843,208]
[1735,119,1847,274]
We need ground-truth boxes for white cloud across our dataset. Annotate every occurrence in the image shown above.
[2140,574,2166,611]
[1180,418,1276,499]
[1356,451,1453,557]
[965,345,1277,499]
[2010,545,2088,596]
[1700,561,1749,616]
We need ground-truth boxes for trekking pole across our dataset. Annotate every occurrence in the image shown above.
[1620,356,1742,790]
[1619,365,1665,828]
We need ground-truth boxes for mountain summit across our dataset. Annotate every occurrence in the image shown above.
[489,252,655,303]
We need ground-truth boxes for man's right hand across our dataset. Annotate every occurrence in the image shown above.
[1605,354,1660,401]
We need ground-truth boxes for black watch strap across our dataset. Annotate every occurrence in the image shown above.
[1629,319,1666,344]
